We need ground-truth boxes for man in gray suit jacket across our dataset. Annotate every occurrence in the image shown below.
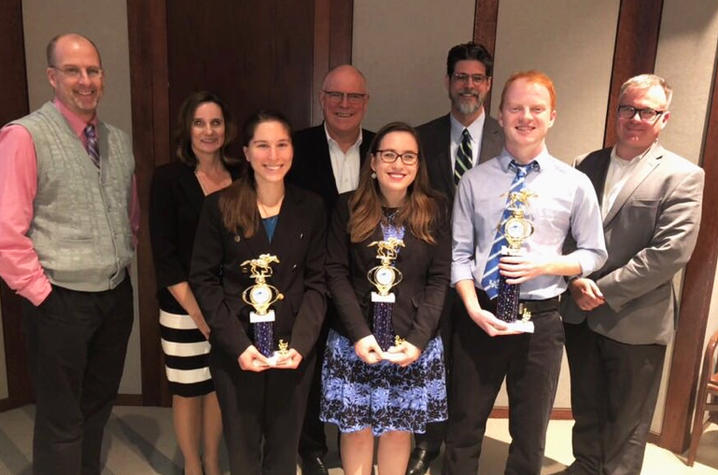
[561,74,705,475]
[407,42,504,475]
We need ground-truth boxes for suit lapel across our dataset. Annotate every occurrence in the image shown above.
[603,145,664,227]
[437,115,454,198]
[177,165,205,215]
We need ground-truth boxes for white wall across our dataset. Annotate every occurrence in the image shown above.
[21,0,141,395]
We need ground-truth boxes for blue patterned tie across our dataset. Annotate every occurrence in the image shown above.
[480,160,538,300]
[84,124,100,168]
[454,129,473,185]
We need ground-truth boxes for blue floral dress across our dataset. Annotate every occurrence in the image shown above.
[320,219,447,436]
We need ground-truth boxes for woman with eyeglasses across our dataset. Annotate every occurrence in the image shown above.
[321,122,450,475]
[189,110,327,475]
[150,91,239,475]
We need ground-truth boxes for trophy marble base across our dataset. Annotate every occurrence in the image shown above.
[504,320,534,333]
[371,292,395,303]
[250,310,276,323]
[253,350,290,367]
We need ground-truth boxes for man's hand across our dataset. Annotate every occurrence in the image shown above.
[569,277,605,311]
[274,348,303,369]
[354,335,384,364]
[468,307,521,337]
[237,345,271,372]
[498,255,547,284]
[385,340,421,367]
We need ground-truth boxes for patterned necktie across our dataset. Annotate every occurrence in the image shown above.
[84,124,100,168]
[454,128,472,185]
[480,160,539,299]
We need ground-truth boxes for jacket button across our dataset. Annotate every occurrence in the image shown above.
[292,264,297,270]
[299,233,304,239]
[234,235,241,242]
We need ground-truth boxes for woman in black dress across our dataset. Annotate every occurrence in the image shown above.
[150,91,238,475]
[190,111,327,475]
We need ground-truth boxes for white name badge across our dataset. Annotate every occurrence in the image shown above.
[250,309,276,323]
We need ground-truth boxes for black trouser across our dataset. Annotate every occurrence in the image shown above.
[298,321,329,459]
[413,289,460,453]
[212,349,316,475]
[21,278,134,475]
[443,292,564,475]
[564,321,666,475]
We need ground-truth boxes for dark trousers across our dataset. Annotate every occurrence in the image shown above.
[414,290,460,453]
[212,350,316,475]
[443,295,564,475]
[298,322,329,459]
[21,278,134,475]
[564,321,666,475]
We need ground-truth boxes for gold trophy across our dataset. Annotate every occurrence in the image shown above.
[497,189,536,333]
[241,253,284,323]
[367,237,404,303]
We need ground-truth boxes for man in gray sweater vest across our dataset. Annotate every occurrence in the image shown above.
[0,33,137,474]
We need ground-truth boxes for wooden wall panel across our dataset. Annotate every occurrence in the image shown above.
[473,0,499,116]
[0,0,33,411]
[660,51,718,452]
[603,0,663,146]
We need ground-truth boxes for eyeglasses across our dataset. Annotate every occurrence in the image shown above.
[617,105,665,122]
[375,149,419,165]
[452,73,489,84]
[51,66,103,79]
[322,90,367,105]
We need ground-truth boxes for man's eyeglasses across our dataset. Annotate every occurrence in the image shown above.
[452,73,489,84]
[322,90,367,105]
[51,66,103,79]
[617,105,665,122]
[375,150,419,165]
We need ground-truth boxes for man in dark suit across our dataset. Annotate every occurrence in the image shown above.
[407,42,504,475]
[561,74,704,474]
[287,64,375,475]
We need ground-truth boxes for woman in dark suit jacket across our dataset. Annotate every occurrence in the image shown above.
[190,110,327,475]
[321,122,450,475]
[150,91,238,475]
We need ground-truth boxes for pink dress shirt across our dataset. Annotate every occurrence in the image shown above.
[0,99,139,306]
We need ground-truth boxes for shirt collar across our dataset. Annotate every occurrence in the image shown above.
[449,110,485,144]
[323,122,363,150]
[497,146,550,173]
[53,99,98,138]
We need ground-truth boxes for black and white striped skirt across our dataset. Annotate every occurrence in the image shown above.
[160,310,215,397]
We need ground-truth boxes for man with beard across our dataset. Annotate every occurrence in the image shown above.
[288,64,374,475]
[0,33,137,474]
[406,42,504,475]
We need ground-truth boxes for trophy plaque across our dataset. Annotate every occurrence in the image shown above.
[496,190,536,333]
[367,237,404,303]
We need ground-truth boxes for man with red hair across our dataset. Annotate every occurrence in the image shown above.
[445,71,606,474]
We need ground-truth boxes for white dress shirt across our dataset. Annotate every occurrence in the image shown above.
[324,124,363,194]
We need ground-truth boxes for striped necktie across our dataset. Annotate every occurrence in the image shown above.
[480,159,539,299]
[84,124,100,168]
[454,128,472,185]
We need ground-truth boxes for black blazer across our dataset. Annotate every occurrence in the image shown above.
[417,113,504,204]
[287,124,375,215]
[189,184,327,360]
[149,161,240,313]
[325,193,451,350]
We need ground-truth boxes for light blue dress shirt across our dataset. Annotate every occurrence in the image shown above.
[451,147,607,300]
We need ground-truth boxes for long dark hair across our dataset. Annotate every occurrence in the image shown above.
[348,121,442,244]
[218,110,292,237]
[174,91,238,166]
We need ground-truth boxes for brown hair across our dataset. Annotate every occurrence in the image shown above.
[219,110,292,237]
[348,122,442,244]
[174,91,238,167]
